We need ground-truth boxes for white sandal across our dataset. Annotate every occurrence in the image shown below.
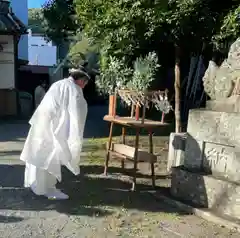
[45,188,69,200]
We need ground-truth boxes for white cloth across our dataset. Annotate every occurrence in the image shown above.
[20,77,88,186]
[34,85,46,108]
[24,162,57,195]
[25,163,69,199]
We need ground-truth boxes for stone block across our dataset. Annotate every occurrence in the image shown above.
[167,133,186,172]
[206,96,240,113]
[171,167,240,219]
[187,109,240,147]
[184,109,240,182]
[184,136,204,169]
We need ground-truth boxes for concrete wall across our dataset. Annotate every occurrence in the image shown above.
[10,0,28,61]
[28,31,57,66]
[0,35,15,89]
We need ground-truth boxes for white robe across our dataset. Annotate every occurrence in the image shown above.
[34,85,46,108]
[20,77,88,185]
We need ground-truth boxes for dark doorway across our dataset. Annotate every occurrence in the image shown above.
[17,69,50,96]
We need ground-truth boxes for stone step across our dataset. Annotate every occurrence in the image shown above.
[171,166,240,220]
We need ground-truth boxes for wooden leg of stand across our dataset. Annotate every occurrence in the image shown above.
[121,127,126,169]
[104,122,114,175]
[149,131,155,189]
[132,128,140,191]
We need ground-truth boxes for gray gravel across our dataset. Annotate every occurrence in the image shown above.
[0,106,239,238]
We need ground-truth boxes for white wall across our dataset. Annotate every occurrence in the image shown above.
[10,0,28,61]
[28,31,57,66]
[0,35,15,89]
[28,33,54,47]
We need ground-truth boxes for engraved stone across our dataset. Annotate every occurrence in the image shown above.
[171,39,240,221]
[183,109,240,183]
[202,142,240,179]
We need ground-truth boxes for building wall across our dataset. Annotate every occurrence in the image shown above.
[0,35,17,116]
[0,35,15,89]
[10,0,28,61]
[28,31,57,66]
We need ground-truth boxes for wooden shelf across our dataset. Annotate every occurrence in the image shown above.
[103,113,159,190]
[107,143,157,163]
[104,115,168,128]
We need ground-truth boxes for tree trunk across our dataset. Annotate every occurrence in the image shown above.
[174,46,181,133]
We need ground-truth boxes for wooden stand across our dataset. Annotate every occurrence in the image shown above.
[103,116,168,191]
[104,89,170,191]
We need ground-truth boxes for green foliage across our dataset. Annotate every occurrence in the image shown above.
[96,56,132,95]
[212,5,240,50]
[42,0,100,73]
[127,52,160,92]
[40,0,240,94]
[28,8,45,34]
[42,0,78,43]
[167,1,218,43]
[68,32,98,66]
[74,0,170,94]
[75,0,240,57]
[74,0,168,61]
[43,0,240,57]
[96,52,159,94]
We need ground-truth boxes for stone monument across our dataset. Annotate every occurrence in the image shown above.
[170,38,240,221]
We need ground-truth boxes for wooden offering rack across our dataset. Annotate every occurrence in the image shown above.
[104,89,171,191]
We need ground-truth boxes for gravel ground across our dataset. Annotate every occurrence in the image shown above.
[0,106,239,238]
[0,165,239,238]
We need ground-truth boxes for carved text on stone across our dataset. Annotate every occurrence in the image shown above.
[203,142,233,174]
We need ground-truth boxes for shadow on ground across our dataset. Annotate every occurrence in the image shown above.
[0,123,29,142]
[79,165,171,180]
[0,151,23,156]
[0,164,188,220]
[0,215,24,223]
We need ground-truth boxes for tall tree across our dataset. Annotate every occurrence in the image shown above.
[213,5,240,51]
[42,0,99,66]
[42,0,78,43]
[28,8,45,34]
[75,0,240,132]
[75,0,170,63]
